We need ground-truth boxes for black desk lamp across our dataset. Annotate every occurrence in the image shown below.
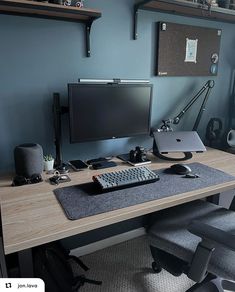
[153,80,215,161]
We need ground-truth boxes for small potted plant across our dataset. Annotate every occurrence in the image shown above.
[43,154,54,171]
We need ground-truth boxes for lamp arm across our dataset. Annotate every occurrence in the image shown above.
[153,80,215,161]
[173,86,207,124]
[192,82,213,131]
[172,80,215,127]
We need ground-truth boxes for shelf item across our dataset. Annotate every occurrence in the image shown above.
[134,0,235,39]
[0,0,102,56]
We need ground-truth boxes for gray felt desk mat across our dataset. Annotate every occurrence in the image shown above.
[54,163,235,220]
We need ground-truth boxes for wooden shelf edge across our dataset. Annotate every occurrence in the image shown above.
[137,0,235,24]
[0,0,102,20]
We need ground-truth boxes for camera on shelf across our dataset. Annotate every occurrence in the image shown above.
[47,0,84,7]
[129,146,147,163]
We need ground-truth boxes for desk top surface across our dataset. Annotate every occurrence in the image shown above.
[1,148,235,255]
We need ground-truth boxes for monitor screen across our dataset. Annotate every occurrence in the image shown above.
[68,83,153,143]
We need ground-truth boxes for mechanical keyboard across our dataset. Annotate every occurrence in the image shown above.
[92,166,159,191]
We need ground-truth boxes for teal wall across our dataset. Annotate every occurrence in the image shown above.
[1,0,235,173]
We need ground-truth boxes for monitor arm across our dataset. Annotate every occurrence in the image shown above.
[160,80,215,132]
[53,93,68,172]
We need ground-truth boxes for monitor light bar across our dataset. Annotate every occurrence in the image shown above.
[78,78,150,84]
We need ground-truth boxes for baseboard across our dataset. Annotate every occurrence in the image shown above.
[71,227,146,257]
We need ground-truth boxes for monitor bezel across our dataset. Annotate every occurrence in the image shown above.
[68,83,153,143]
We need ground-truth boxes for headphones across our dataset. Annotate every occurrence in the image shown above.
[129,146,147,163]
[206,118,222,141]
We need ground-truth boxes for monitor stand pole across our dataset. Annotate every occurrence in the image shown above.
[53,93,69,173]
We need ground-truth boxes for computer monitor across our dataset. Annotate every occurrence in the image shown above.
[68,83,153,143]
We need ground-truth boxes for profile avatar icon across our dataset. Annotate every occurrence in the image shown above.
[5,282,12,288]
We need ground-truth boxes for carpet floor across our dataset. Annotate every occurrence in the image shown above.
[72,236,195,292]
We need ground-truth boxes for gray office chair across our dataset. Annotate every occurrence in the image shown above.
[148,198,235,292]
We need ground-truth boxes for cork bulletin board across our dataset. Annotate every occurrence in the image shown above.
[156,22,221,77]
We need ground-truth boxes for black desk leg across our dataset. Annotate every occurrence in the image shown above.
[0,236,8,277]
[18,249,34,278]
[207,193,220,205]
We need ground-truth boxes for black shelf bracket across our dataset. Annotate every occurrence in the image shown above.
[134,4,139,40]
[85,20,93,57]
[133,1,151,40]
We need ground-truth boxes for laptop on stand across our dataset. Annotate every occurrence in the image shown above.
[152,131,206,161]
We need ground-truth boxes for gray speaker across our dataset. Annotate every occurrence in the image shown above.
[14,143,43,177]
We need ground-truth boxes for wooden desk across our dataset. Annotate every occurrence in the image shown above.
[1,148,235,276]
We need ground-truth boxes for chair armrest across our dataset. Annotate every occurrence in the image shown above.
[188,221,235,252]
[230,195,235,211]
[187,221,235,282]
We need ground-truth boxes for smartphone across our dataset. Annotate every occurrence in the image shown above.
[68,160,88,171]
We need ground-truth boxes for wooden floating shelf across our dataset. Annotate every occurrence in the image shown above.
[0,0,101,22]
[0,0,102,56]
[134,0,235,39]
